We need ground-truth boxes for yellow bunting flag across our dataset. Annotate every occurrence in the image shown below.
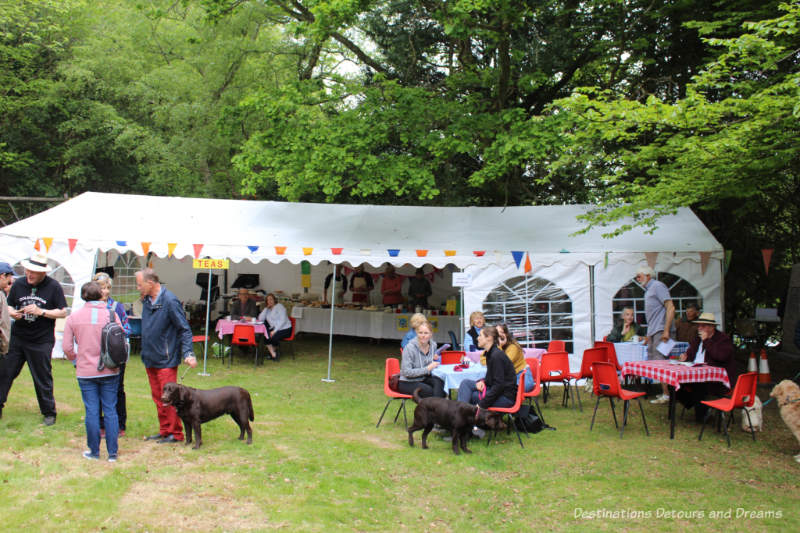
[42,237,53,252]
[303,247,313,256]
[444,250,456,257]
[167,243,178,257]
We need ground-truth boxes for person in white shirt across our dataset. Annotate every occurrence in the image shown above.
[257,293,292,361]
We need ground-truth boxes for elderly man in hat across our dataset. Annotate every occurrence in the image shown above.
[635,265,676,404]
[0,253,67,424]
[0,261,16,356]
[677,312,738,422]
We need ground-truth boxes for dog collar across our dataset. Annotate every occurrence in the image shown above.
[779,396,800,407]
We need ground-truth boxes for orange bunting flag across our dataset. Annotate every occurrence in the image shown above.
[524,253,532,273]
[34,239,41,251]
[68,238,78,253]
[141,242,151,255]
[303,247,313,256]
[416,250,428,257]
[699,251,712,275]
[444,250,456,257]
[193,244,204,259]
[167,243,178,257]
[275,246,286,255]
[42,237,53,252]
[761,248,774,275]
[645,252,658,270]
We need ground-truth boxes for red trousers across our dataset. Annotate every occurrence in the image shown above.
[146,366,183,440]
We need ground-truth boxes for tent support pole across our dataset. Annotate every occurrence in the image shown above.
[199,267,212,376]
[323,264,336,383]
[589,264,596,344]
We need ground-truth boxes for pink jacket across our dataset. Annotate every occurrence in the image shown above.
[62,301,121,378]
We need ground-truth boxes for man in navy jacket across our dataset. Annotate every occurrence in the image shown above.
[136,268,196,443]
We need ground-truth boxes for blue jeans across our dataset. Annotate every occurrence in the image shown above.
[78,375,120,458]
[457,379,515,408]
[519,366,534,393]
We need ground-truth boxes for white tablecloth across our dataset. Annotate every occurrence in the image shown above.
[613,341,691,365]
[432,363,487,390]
[293,307,460,343]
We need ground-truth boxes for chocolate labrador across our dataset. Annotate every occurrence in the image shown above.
[408,387,506,454]
[161,382,254,449]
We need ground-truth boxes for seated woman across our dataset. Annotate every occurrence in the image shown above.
[464,311,485,352]
[498,324,534,393]
[400,312,427,350]
[231,288,258,320]
[257,293,292,361]
[397,321,446,398]
[606,306,646,342]
[457,325,518,412]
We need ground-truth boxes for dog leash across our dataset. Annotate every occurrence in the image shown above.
[179,364,192,383]
[762,396,800,407]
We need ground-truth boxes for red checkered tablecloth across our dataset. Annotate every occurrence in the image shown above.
[622,360,730,391]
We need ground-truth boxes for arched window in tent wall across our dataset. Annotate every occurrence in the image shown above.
[613,272,702,329]
[96,252,145,312]
[482,276,573,353]
[12,259,75,310]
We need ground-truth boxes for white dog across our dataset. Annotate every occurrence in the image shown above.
[770,380,800,463]
[741,395,762,433]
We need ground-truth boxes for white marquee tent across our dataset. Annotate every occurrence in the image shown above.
[0,192,724,366]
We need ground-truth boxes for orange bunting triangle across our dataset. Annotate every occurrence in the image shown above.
[416,250,428,257]
[34,239,41,251]
[524,253,532,273]
[275,246,286,255]
[761,248,774,275]
[699,251,712,275]
[141,242,151,255]
[193,244,204,259]
[42,237,53,252]
[167,243,178,257]
[68,238,78,253]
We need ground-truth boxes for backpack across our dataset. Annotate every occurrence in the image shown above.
[98,308,129,371]
[514,404,544,434]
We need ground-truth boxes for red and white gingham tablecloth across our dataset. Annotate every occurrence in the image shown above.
[622,360,730,391]
[215,319,268,340]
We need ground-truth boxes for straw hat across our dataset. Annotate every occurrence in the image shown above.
[21,252,52,273]
[692,312,718,326]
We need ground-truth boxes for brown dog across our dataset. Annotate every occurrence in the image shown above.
[407,388,506,454]
[161,382,254,449]
[770,380,800,463]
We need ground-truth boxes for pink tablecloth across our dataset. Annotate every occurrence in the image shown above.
[215,319,267,340]
[622,360,730,391]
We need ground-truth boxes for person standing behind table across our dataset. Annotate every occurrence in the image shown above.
[606,307,647,342]
[635,266,676,405]
[397,321,445,398]
[62,282,123,461]
[676,312,738,423]
[93,272,131,438]
[457,325,518,437]
[407,268,432,309]
[400,313,428,350]
[136,268,197,444]
[0,262,15,358]
[323,265,348,306]
[258,293,292,362]
[674,303,700,343]
[0,253,67,425]
[349,265,374,304]
[380,264,404,306]
[464,311,485,353]
[230,288,257,320]
[498,324,534,393]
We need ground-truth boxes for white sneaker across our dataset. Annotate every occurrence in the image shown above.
[649,394,669,405]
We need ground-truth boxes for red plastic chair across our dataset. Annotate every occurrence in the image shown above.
[547,340,566,353]
[593,340,622,371]
[231,324,258,367]
[440,350,465,365]
[590,361,649,438]
[567,347,609,411]
[487,373,526,448]
[282,317,296,359]
[698,372,758,447]
[376,358,413,430]
[523,358,545,426]
[540,351,574,407]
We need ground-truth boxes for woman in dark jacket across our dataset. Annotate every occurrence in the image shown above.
[457,325,517,409]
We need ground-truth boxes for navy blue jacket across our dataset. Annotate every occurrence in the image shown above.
[140,286,193,369]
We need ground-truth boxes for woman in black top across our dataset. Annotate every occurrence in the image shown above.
[457,325,517,409]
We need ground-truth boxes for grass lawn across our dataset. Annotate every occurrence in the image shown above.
[0,335,798,532]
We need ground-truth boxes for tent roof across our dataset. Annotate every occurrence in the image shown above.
[0,192,722,268]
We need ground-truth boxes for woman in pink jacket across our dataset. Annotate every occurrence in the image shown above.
[62,282,122,462]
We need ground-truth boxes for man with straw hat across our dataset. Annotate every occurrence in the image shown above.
[0,253,67,425]
[676,312,738,422]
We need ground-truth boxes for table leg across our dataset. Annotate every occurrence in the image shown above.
[668,386,676,439]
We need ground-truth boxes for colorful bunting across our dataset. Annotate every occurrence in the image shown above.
[275,246,286,255]
[444,250,456,257]
[331,248,343,255]
[247,245,259,253]
[699,251,712,275]
[473,251,485,257]
[524,253,532,273]
[388,249,400,257]
[645,252,658,270]
[511,251,525,269]
[416,250,428,257]
[34,239,40,251]
[303,247,313,256]
[193,244,204,259]
[559,248,570,253]
[761,248,774,276]
[116,240,127,247]
[167,243,178,257]
[68,238,78,253]
[43,237,53,252]
[360,249,370,256]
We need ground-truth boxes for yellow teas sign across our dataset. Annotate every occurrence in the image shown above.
[192,258,229,270]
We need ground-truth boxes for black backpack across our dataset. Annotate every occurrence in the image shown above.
[98,308,129,371]
[514,404,545,434]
